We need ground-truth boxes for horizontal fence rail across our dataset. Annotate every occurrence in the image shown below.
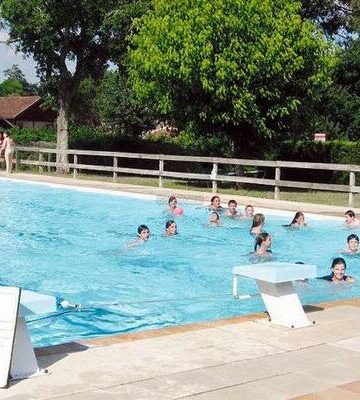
[14,146,360,206]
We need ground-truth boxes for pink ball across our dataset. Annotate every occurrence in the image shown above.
[174,207,184,216]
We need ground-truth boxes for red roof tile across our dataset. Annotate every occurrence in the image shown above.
[0,96,42,119]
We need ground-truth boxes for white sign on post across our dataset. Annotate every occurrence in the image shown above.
[0,287,21,389]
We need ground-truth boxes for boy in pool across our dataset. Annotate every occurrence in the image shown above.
[165,220,178,236]
[244,204,254,219]
[319,257,355,283]
[224,199,242,218]
[344,210,360,227]
[128,224,150,247]
[342,234,360,254]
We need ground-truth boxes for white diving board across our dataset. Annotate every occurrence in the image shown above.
[0,287,57,388]
[232,262,318,329]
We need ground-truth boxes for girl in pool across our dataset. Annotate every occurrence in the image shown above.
[250,213,265,237]
[208,195,224,212]
[167,196,184,216]
[208,211,221,227]
[320,257,355,283]
[252,232,272,259]
[286,211,307,228]
[342,234,360,255]
[224,199,242,218]
[165,220,178,236]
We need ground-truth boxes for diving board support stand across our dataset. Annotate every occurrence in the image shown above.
[232,262,318,329]
[0,287,57,388]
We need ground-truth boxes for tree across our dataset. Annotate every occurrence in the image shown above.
[129,0,335,156]
[1,0,149,172]
[0,64,37,95]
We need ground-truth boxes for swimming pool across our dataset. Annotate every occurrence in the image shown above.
[1,178,359,347]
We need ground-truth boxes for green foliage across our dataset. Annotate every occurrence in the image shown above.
[0,65,38,96]
[129,0,335,150]
[9,127,56,145]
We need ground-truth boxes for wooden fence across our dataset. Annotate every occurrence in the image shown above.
[15,146,360,206]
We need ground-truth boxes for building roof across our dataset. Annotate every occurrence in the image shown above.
[0,96,42,119]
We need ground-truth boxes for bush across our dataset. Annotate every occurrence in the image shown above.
[10,126,56,145]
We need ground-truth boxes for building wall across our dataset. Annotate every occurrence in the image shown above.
[16,120,55,129]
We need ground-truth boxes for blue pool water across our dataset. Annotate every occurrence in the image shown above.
[1,178,360,347]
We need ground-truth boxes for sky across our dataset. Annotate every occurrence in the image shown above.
[0,29,39,83]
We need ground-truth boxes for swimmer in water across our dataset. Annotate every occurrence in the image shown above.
[224,199,242,218]
[209,211,221,226]
[319,257,355,283]
[344,210,360,227]
[250,213,265,237]
[128,224,150,247]
[167,196,184,216]
[208,195,223,212]
[243,204,254,219]
[165,220,178,236]
[252,232,272,259]
[286,211,307,228]
[342,234,360,255]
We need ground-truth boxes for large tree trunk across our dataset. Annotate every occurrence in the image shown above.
[56,80,74,174]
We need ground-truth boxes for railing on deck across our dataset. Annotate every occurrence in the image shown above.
[15,146,360,206]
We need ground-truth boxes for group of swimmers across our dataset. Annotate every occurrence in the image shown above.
[131,194,358,284]
[0,131,15,174]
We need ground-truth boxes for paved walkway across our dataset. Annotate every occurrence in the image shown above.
[2,301,360,399]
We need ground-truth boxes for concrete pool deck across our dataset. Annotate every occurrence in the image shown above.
[2,173,360,399]
[2,172,359,217]
[2,299,360,399]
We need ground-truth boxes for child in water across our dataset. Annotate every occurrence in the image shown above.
[244,204,254,219]
[168,196,184,216]
[252,232,272,259]
[165,220,178,236]
[128,225,150,247]
[250,213,265,237]
[287,211,307,228]
[224,199,242,218]
[344,210,360,227]
[342,234,360,255]
[319,257,355,283]
[208,195,224,212]
[209,212,221,227]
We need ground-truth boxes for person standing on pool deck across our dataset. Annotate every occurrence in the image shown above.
[0,131,15,174]
[342,234,360,255]
[319,257,355,283]
[344,210,360,227]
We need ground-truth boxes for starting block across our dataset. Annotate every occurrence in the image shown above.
[232,262,318,329]
[0,286,57,388]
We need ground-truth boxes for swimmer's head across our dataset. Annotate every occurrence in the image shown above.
[245,204,254,217]
[210,211,220,224]
[165,220,177,235]
[347,234,359,251]
[251,213,265,228]
[211,196,221,208]
[345,210,356,223]
[137,224,150,241]
[291,211,305,225]
[254,232,271,251]
[330,257,347,281]
[168,196,177,208]
[228,200,237,212]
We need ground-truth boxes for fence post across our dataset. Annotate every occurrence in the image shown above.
[211,163,218,193]
[15,149,20,172]
[47,152,51,172]
[159,158,164,188]
[113,157,118,182]
[348,171,355,207]
[274,167,281,200]
[73,154,78,178]
[39,151,43,173]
